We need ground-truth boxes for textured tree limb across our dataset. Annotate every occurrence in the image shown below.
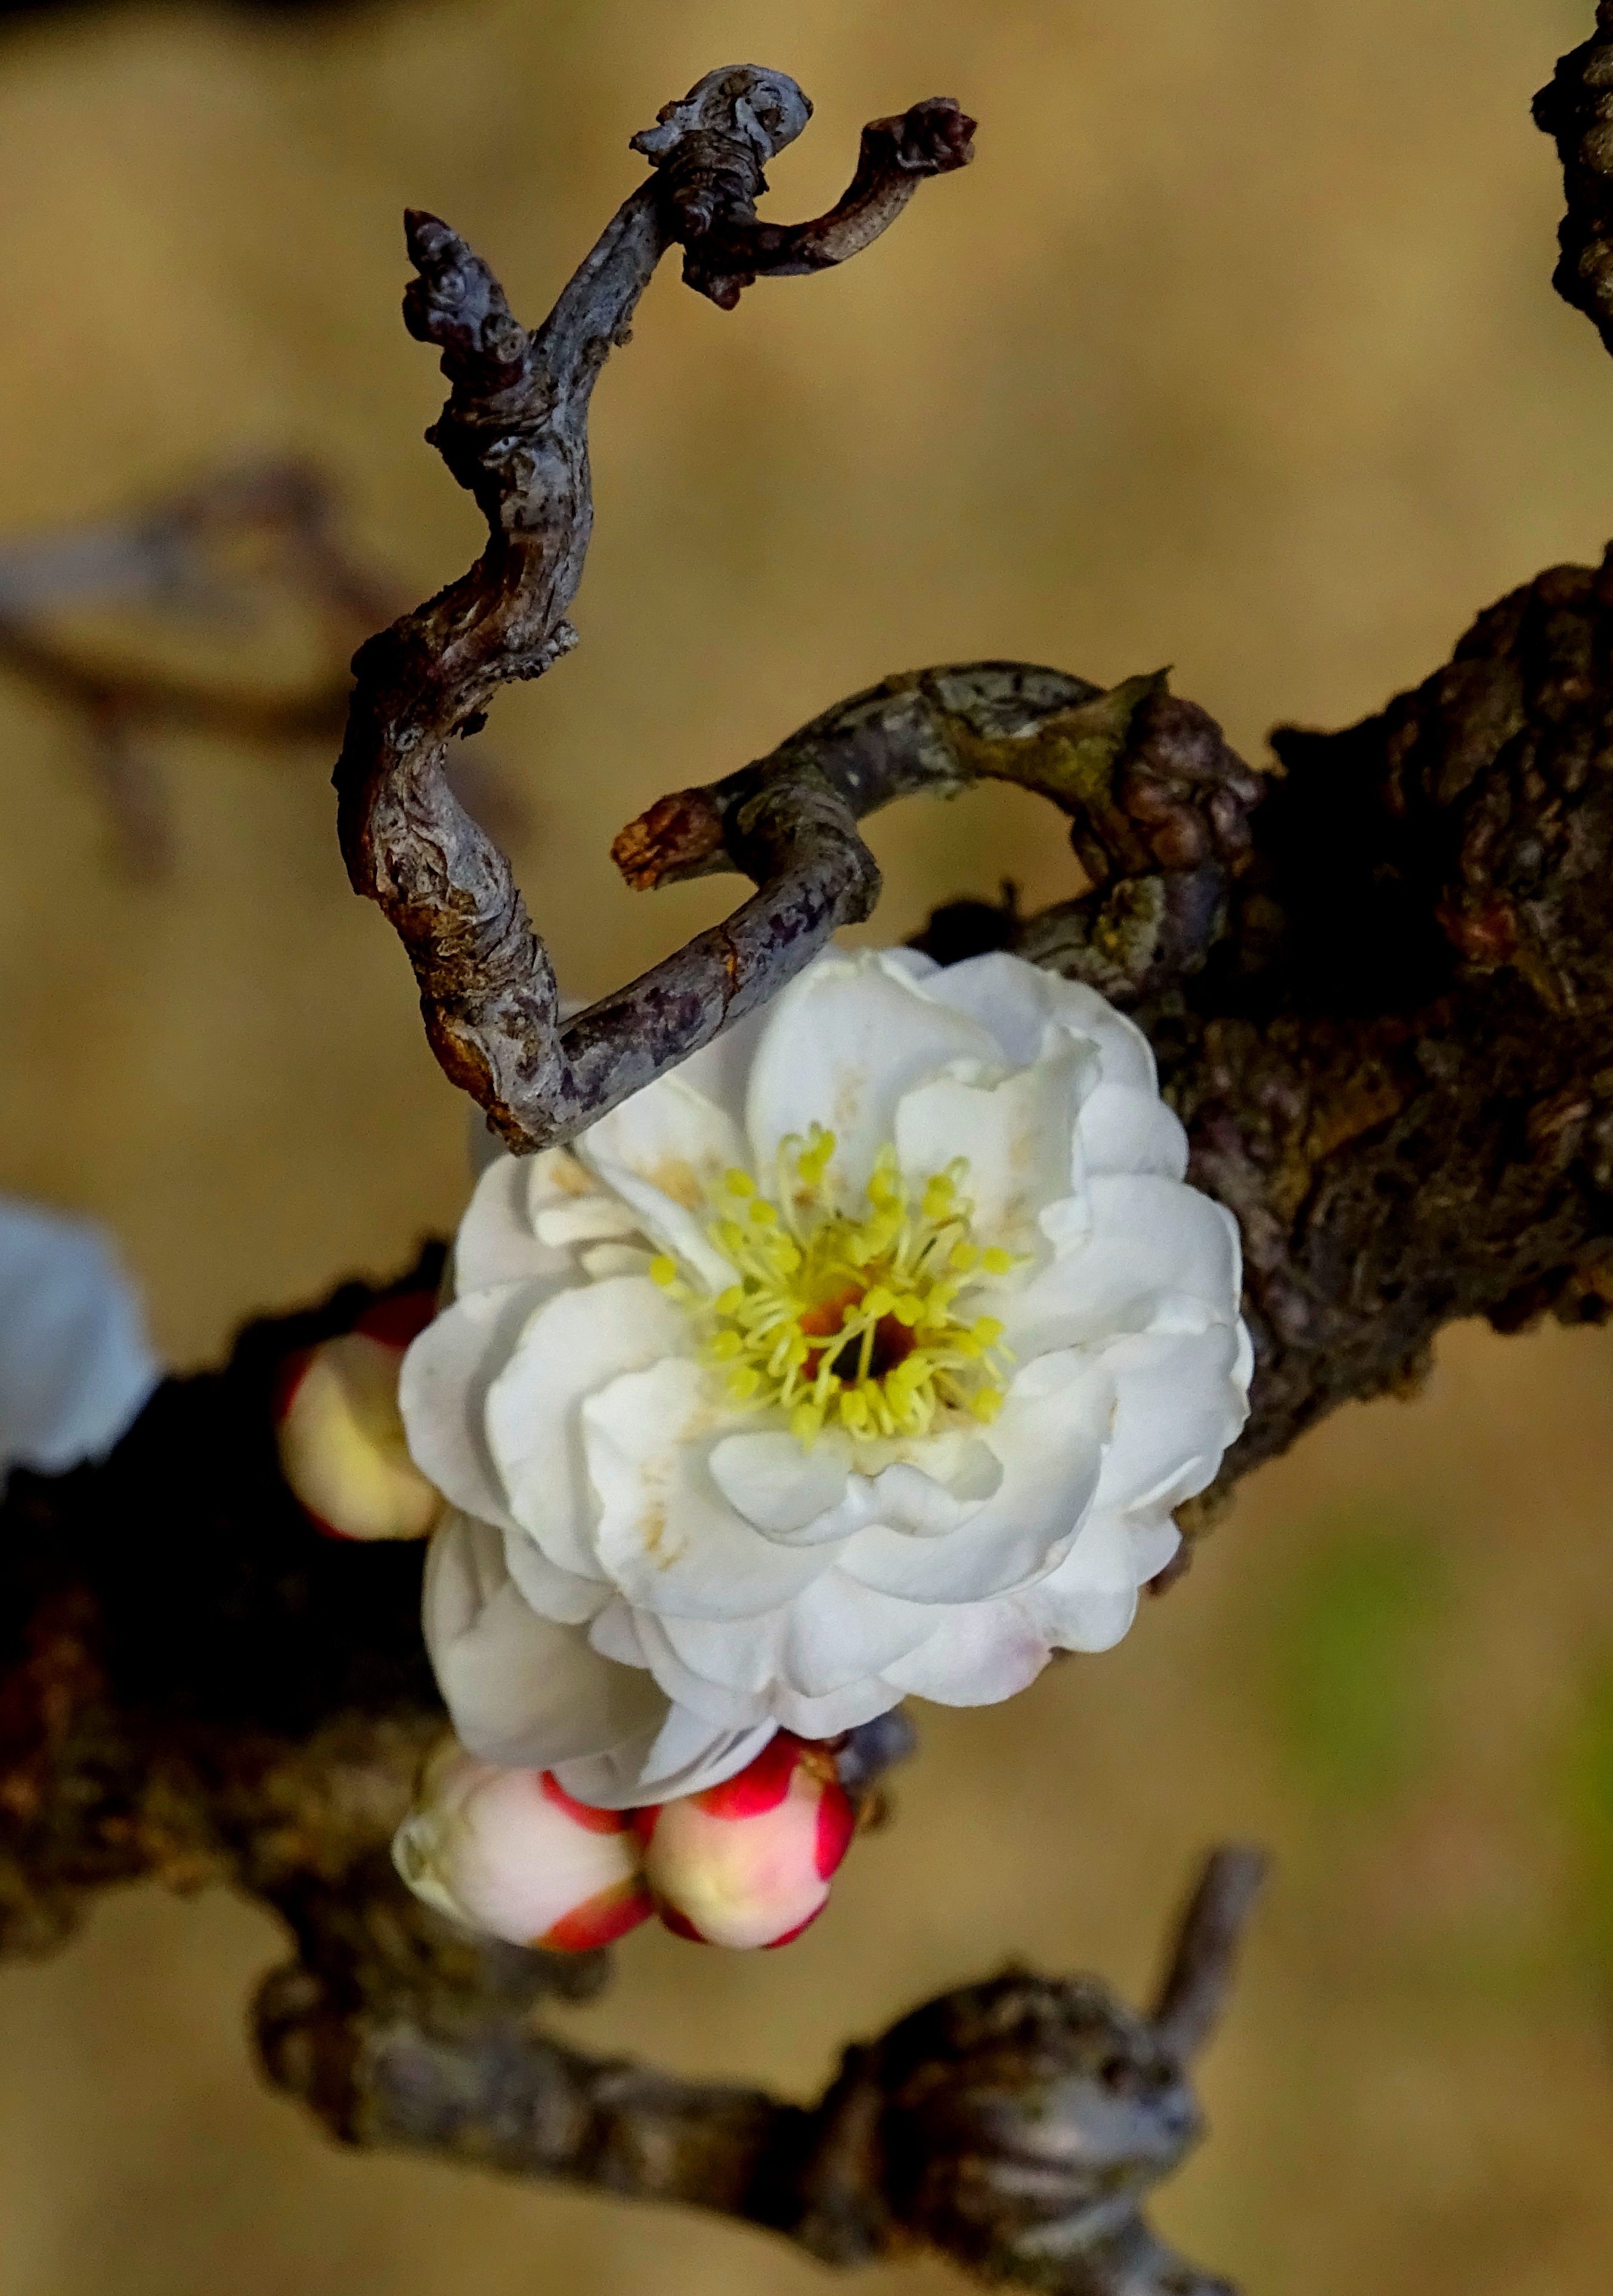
[335,66,973,1152]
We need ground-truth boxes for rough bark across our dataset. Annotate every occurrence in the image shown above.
[7,22,1613,2294]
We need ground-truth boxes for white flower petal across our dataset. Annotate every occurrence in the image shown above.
[1129,1511,1183,1584]
[667,1002,770,1127]
[500,1522,609,1627]
[401,1277,567,1537]
[579,1243,655,1281]
[1002,1174,1242,1358]
[767,1677,909,1737]
[423,1511,665,1767]
[1092,1324,1250,1514]
[879,1598,1051,1705]
[777,1570,937,1696]
[1077,1082,1188,1179]
[894,1030,1095,1253]
[534,1196,643,1247]
[651,1570,934,1705]
[584,1358,832,1619]
[1021,1509,1147,1653]
[485,1275,688,1579]
[452,1152,575,1298]
[708,1427,853,1535]
[841,1350,1109,1604]
[746,951,999,1201]
[577,1073,746,1292]
[0,1200,157,1477]
[552,1706,776,1811]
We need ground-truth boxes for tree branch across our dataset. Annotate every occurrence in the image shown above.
[335,67,973,1154]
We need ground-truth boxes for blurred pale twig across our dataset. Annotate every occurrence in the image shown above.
[0,460,521,875]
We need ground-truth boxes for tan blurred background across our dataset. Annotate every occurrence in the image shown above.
[2,1,1613,2291]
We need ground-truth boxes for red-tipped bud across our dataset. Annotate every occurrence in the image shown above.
[392,1739,653,1951]
[276,1293,442,1541]
[634,1732,855,1950]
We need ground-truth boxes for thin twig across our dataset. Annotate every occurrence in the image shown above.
[1151,1844,1270,2063]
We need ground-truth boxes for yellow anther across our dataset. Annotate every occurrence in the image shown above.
[980,1247,1014,1275]
[649,1256,677,1287]
[699,1139,1014,1449]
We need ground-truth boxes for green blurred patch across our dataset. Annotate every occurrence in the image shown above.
[1266,1508,1448,1811]
[1559,1661,1613,1975]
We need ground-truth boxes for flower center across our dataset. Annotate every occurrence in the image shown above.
[652,1129,1016,1446]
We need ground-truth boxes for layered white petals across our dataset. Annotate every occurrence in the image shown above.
[583,1358,828,1619]
[423,1512,665,1769]
[893,1033,1093,1258]
[552,1702,778,1811]
[402,948,1251,1801]
[484,1276,687,1578]
[745,951,999,1198]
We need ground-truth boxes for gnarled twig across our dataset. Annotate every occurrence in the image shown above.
[335,66,974,1152]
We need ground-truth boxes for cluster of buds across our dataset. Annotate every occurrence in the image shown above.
[275,1290,442,1542]
[394,1730,857,1952]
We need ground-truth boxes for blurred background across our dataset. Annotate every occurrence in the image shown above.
[1,1,1612,2291]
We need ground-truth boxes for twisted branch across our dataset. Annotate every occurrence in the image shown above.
[335,67,973,1152]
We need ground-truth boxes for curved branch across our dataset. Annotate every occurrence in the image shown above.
[335,68,973,1155]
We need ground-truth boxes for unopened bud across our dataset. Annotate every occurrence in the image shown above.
[635,1731,855,1950]
[276,1292,442,1541]
[393,1739,652,1951]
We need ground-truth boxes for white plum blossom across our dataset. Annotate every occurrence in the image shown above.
[401,948,1251,1808]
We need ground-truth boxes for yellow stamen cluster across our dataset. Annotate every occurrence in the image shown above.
[652,1128,1017,1445]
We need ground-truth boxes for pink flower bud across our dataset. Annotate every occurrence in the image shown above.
[276,1293,442,1541]
[634,1733,856,1950]
[393,1740,653,1951]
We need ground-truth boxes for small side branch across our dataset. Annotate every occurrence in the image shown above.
[1151,1844,1270,2063]
[335,67,973,1155]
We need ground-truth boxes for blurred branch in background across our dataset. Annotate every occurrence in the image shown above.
[0,460,522,876]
